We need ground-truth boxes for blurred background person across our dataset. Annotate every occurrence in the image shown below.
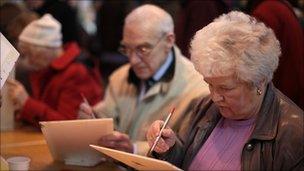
[6,11,39,94]
[175,0,228,57]
[147,11,303,170]
[0,2,23,39]
[7,14,103,127]
[94,0,134,84]
[22,0,103,83]
[0,2,39,94]
[246,0,304,109]
[94,0,180,84]
[78,4,209,155]
[23,0,81,45]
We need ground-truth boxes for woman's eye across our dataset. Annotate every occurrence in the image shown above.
[221,87,233,91]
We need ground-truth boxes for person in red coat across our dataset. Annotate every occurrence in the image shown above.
[246,0,304,109]
[7,14,103,127]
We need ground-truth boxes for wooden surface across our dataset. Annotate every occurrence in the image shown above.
[0,125,124,171]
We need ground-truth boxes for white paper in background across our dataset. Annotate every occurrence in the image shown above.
[40,119,114,167]
[1,33,18,131]
[1,33,19,89]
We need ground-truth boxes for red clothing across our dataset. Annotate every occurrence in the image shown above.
[20,42,103,126]
[251,0,304,109]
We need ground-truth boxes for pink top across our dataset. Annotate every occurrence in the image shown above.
[189,117,255,170]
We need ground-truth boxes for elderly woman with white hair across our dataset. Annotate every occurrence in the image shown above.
[7,14,103,127]
[146,11,303,170]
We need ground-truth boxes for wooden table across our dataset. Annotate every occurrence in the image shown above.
[0,126,124,171]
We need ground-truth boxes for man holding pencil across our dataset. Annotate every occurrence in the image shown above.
[78,4,209,155]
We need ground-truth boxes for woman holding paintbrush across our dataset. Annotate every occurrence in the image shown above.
[146,11,303,170]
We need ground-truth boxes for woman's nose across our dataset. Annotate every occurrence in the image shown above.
[211,91,224,102]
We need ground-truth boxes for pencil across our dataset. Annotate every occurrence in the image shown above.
[147,107,175,157]
[80,93,96,119]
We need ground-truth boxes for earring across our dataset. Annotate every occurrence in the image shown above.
[257,88,262,95]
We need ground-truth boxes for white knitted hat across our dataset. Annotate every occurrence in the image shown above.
[19,14,62,47]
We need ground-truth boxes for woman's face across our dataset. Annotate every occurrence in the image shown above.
[204,75,263,120]
[18,42,51,70]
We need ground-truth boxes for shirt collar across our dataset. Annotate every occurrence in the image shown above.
[152,51,173,81]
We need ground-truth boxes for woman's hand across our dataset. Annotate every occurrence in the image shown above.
[146,120,176,154]
[7,79,29,110]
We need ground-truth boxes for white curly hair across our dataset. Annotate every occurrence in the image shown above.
[190,11,281,86]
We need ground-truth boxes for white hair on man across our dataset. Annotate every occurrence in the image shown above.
[190,11,281,86]
[124,4,174,37]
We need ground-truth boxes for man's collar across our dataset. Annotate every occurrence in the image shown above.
[152,51,173,81]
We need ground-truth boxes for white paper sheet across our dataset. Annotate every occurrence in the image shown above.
[40,119,113,167]
[90,145,182,170]
[0,33,19,89]
[0,33,18,131]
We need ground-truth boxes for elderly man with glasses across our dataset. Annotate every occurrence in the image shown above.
[78,4,209,155]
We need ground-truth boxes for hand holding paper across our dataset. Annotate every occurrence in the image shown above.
[6,79,29,110]
[98,131,134,153]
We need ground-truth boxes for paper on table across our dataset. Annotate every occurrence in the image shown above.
[90,145,182,171]
[0,33,19,89]
[40,119,114,167]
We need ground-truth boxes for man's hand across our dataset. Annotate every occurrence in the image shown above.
[7,79,29,110]
[146,120,176,154]
[98,131,134,153]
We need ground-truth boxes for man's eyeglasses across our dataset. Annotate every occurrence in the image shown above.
[118,35,165,59]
